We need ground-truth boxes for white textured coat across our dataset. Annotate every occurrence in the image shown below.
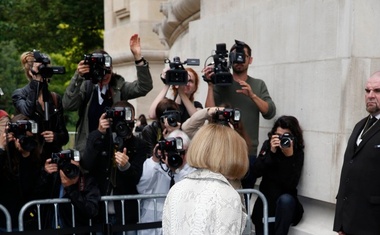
[162,169,247,235]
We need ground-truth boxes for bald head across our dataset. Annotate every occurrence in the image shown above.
[365,71,380,115]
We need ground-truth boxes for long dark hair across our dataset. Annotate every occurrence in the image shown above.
[269,115,304,150]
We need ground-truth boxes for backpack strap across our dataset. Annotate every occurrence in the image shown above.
[51,92,58,109]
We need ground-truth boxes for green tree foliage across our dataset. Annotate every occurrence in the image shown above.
[0,0,104,130]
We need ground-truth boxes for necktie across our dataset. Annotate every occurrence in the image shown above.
[363,116,377,134]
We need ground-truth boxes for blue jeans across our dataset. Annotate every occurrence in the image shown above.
[255,194,296,235]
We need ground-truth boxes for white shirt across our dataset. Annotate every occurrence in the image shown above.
[136,157,195,235]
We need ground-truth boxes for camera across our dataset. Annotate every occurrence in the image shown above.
[160,110,181,127]
[212,108,241,126]
[229,40,246,64]
[279,133,294,148]
[83,53,112,84]
[164,57,200,85]
[32,50,66,79]
[51,149,80,179]
[105,107,134,138]
[211,43,233,86]
[8,120,38,151]
[156,137,184,169]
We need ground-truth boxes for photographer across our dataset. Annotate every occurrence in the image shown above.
[203,41,276,155]
[136,130,195,235]
[142,97,181,156]
[148,66,203,123]
[63,34,153,157]
[0,114,42,231]
[38,150,100,232]
[83,100,149,234]
[12,51,69,162]
[251,115,304,235]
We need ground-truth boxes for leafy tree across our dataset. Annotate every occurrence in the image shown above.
[0,0,104,130]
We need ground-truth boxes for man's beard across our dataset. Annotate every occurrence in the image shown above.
[366,103,380,114]
[232,64,247,75]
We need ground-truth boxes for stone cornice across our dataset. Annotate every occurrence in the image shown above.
[153,0,201,48]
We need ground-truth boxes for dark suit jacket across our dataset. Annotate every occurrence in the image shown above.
[334,115,380,235]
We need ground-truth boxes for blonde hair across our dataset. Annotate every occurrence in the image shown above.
[186,124,249,179]
[20,51,34,81]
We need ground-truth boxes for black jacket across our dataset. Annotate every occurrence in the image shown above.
[12,80,69,161]
[252,140,304,228]
[334,116,380,234]
[83,129,149,224]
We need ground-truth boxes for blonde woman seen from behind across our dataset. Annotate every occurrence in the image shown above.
[162,124,249,235]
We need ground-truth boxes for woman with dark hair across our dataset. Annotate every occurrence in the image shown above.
[134,114,148,134]
[252,115,304,235]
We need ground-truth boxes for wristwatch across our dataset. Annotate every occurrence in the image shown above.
[135,57,146,65]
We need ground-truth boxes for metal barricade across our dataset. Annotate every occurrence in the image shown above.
[0,204,12,232]
[237,189,269,235]
[17,190,270,235]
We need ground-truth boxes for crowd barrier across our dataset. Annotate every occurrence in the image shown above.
[0,204,12,232]
[9,189,269,235]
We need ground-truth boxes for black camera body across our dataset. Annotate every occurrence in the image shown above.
[156,137,184,169]
[229,40,246,64]
[165,57,200,85]
[279,133,294,148]
[105,107,134,138]
[160,110,181,127]
[8,120,38,152]
[33,50,66,79]
[83,53,112,84]
[211,43,233,86]
[51,149,80,179]
[212,108,241,126]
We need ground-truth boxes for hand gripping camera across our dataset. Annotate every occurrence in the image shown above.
[32,50,66,79]
[164,57,200,85]
[105,107,134,138]
[8,120,38,151]
[83,53,112,84]
[160,110,181,127]
[212,108,241,126]
[279,133,294,148]
[156,137,185,169]
[51,149,80,179]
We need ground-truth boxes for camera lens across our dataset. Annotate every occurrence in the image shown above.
[19,136,37,152]
[167,153,183,169]
[61,163,80,179]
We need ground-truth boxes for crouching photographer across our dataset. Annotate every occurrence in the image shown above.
[83,100,149,235]
[38,148,100,232]
[0,114,42,231]
[137,130,194,235]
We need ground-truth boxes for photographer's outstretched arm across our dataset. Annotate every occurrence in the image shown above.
[12,80,39,117]
[177,88,199,116]
[62,70,86,111]
[148,68,170,119]
[205,83,216,108]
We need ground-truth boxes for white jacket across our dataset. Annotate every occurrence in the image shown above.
[162,169,247,235]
